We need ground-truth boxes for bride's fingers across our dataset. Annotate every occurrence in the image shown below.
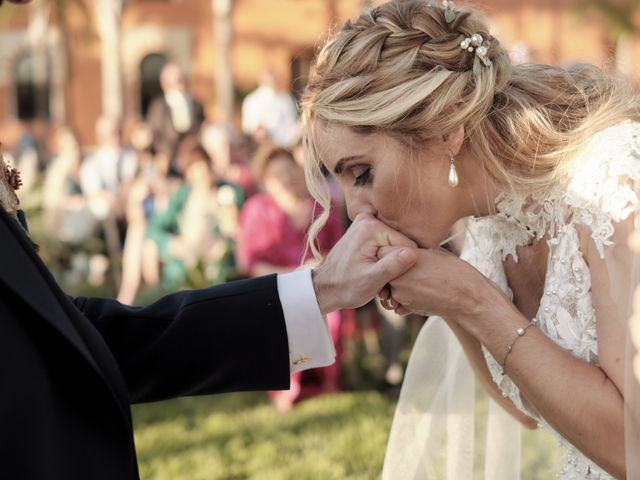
[520,415,540,431]
[378,285,391,301]
[380,297,395,310]
[379,292,401,311]
[379,284,409,314]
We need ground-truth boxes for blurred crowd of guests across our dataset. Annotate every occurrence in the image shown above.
[5,62,414,412]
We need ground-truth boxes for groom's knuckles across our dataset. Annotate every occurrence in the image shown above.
[377,247,417,268]
[380,249,416,279]
[374,252,406,281]
[376,246,395,259]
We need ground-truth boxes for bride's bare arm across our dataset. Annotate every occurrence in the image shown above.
[445,318,538,429]
[470,281,626,479]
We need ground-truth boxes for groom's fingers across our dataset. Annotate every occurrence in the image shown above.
[377,245,400,260]
[370,247,416,285]
[352,213,417,249]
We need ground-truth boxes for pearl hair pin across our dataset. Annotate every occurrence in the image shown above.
[460,33,493,78]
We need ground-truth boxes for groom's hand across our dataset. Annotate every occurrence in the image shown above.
[312,213,417,314]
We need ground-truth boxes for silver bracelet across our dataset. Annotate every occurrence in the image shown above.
[500,318,537,376]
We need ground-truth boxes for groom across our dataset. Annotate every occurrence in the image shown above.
[1,167,417,480]
[0,99,416,480]
[0,201,415,479]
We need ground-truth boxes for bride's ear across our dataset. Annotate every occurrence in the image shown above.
[442,124,465,156]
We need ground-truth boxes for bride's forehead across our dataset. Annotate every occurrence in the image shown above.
[314,125,400,158]
[314,123,360,144]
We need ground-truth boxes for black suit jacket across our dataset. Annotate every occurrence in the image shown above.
[0,207,290,479]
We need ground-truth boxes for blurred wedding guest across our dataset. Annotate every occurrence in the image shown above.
[80,115,138,225]
[237,144,345,411]
[241,70,299,148]
[145,136,231,291]
[376,301,407,386]
[79,115,138,285]
[117,122,174,304]
[42,127,108,286]
[43,127,95,244]
[201,122,255,198]
[147,62,205,167]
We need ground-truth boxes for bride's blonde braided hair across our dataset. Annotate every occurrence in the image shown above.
[302,0,640,259]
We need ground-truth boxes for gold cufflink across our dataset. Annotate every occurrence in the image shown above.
[293,356,310,366]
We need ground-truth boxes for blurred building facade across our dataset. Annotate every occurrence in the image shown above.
[0,0,638,148]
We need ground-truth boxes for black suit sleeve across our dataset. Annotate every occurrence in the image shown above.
[70,275,291,403]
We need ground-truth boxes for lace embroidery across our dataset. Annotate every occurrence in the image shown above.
[460,120,640,479]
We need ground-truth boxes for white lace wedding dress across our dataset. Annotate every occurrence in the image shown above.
[383,120,640,479]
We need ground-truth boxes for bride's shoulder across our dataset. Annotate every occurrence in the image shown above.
[569,119,640,186]
[564,119,640,255]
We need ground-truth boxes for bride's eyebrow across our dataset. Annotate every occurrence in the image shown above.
[334,155,367,175]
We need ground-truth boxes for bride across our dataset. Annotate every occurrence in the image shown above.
[301,0,640,478]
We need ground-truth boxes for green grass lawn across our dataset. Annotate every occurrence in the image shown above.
[133,390,560,480]
[133,391,395,480]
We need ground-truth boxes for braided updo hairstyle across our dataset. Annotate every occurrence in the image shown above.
[302,0,640,258]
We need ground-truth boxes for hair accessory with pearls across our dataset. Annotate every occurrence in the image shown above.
[442,0,456,23]
[460,33,492,77]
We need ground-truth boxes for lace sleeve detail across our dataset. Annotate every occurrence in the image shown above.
[564,120,640,258]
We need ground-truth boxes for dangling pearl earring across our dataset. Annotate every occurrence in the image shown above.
[447,149,459,187]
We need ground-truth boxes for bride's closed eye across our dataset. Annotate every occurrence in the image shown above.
[351,165,373,186]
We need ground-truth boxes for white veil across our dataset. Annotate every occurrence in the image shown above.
[381,316,523,479]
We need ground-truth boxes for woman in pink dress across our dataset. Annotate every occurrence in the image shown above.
[237,144,345,411]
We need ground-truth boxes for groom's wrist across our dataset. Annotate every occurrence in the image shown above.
[311,265,340,315]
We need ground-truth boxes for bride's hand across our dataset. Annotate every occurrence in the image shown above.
[377,246,502,325]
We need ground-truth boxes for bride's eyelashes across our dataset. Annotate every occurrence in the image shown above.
[351,164,373,186]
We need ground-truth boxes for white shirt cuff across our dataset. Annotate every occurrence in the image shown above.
[277,268,336,373]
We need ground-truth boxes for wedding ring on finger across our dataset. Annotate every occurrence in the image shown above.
[381,298,395,310]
